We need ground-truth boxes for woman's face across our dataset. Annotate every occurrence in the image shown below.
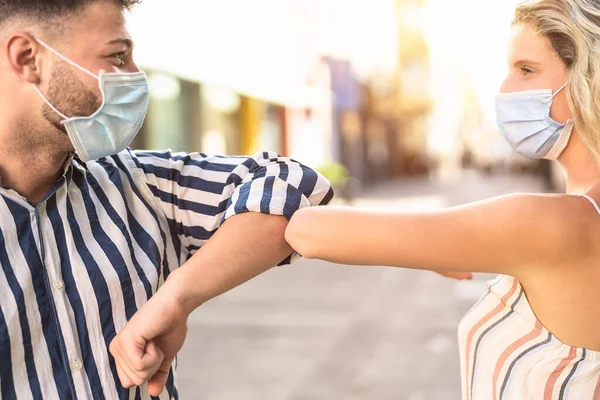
[500,23,571,123]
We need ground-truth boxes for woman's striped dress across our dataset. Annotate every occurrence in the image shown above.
[458,274,600,399]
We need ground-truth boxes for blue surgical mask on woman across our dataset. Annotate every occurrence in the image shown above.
[495,83,573,160]
[32,37,150,162]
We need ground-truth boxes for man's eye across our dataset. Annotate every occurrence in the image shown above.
[111,52,126,66]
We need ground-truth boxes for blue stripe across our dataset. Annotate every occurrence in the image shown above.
[86,171,162,293]
[119,154,175,282]
[260,176,275,214]
[166,368,176,399]
[71,172,145,315]
[46,195,105,400]
[252,168,267,180]
[499,332,553,399]
[232,183,251,216]
[186,244,201,252]
[166,218,216,241]
[559,349,586,399]
[470,288,524,394]
[320,186,335,206]
[74,171,153,302]
[32,205,79,400]
[0,254,16,400]
[186,244,201,256]
[278,254,293,266]
[135,151,239,173]
[278,163,289,181]
[146,184,228,217]
[3,198,59,399]
[137,150,248,161]
[282,185,303,221]
[63,196,129,399]
[224,158,261,187]
[298,167,318,197]
[137,164,228,195]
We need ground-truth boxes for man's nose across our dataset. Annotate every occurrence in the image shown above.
[123,60,141,73]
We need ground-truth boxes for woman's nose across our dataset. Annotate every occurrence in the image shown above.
[499,78,511,94]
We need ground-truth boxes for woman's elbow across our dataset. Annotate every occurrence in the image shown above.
[285,208,322,259]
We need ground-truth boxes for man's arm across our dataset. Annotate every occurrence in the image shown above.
[167,212,292,313]
[109,212,291,395]
[128,150,333,263]
[110,150,333,395]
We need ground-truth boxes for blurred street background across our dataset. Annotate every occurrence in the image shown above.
[124,0,565,398]
[175,171,548,400]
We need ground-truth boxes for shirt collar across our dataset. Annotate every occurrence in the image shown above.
[72,153,89,172]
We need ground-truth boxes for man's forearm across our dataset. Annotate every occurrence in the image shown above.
[160,212,293,315]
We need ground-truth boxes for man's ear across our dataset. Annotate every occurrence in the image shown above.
[5,32,44,85]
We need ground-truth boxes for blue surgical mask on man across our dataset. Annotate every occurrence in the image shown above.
[495,83,573,160]
[32,37,150,162]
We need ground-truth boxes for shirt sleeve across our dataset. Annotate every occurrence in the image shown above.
[129,149,334,263]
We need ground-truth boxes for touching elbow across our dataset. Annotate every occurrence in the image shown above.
[285,210,320,259]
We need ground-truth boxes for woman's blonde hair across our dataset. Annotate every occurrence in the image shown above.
[514,0,600,163]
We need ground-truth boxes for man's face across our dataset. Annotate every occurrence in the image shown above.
[36,1,140,134]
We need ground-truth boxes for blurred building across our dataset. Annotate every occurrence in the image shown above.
[350,0,433,183]
[126,0,333,157]
[126,0,446,188]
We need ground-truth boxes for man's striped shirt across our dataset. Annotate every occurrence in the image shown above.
[0,149,333,399]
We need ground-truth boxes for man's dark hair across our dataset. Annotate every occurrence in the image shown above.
[0,0,141,26]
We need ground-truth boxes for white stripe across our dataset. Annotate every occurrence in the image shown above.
[43,191,118,397]
[104,154,180,286]
[0,200,60,399]
[136,155,239,184]
[89,171,161,293]
[149,175,229,229]
[0,246,30,398]
[63,183,130,334]
[283,161,306,192]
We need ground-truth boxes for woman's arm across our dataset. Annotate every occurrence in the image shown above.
[285,193,590,277]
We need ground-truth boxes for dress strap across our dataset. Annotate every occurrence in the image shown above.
[580,194,600,216]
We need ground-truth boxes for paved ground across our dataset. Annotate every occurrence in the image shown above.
[176,170,549,400]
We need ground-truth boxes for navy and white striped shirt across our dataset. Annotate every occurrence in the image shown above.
[0,149,333,400]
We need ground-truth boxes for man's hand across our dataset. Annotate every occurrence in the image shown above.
[110,213,293,395]
[109,290,188,396]
[434,270,473,280]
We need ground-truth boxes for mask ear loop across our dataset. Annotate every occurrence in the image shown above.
[32,37,101,121]
[34,37,99,80]
[32,85,69,120]
[551,82,568,99]
[541,82,568,105]
[545,119,574,160]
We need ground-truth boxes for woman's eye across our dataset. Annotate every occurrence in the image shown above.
[521,67,534,75]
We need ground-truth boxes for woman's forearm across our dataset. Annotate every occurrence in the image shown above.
[285,195,580,276]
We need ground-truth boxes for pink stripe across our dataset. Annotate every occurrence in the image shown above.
[544,347,577,400]
[464,278,518,400]
[492,321,543,400]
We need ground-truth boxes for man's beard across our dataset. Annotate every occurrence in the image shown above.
[41,60,102,136]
